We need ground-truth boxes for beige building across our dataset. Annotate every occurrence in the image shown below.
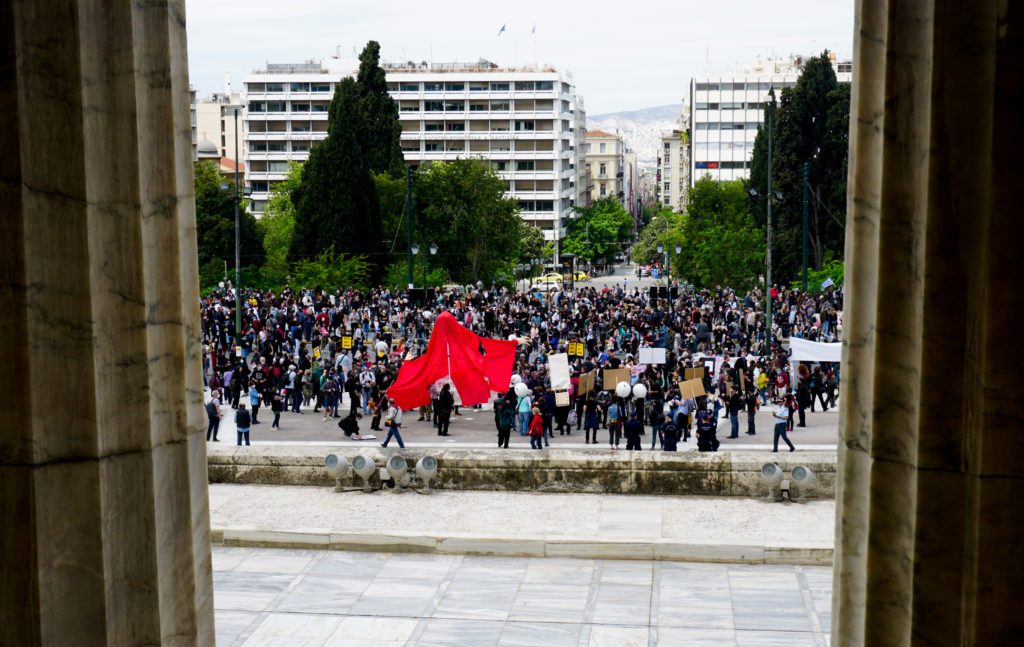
[585,129,624,204]
[195,92,245,161]
[658,127,690,212]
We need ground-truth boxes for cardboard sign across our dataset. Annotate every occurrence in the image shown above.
[234,346,242,357]
[602,368,630,390]
[739,371,747,391]
[578,371,596,395]
[555,390,570,407]
[679,378,706,400]
[684,367,704,381]
[568,341,585,357]
[313,347,321,359]
[549,353,571,391]
[638,347,666,365]
[341,336,353,350]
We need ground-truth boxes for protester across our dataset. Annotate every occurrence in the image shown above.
[380,397,405,449]
[527,407,545,449]
[773,398,796,452]
[235,403,251,446]
[624,411,643,451]
[205,389,222,442]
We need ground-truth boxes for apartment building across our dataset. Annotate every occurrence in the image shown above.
[384,60,585,242]
[585,130,624,204]
[242,59,357,214]
[189,86,197,160]
[196,91,244,160]
[658,112,691,212]
[688,53,852,185]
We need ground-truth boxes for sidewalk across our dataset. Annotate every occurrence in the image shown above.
[209,484,835,565]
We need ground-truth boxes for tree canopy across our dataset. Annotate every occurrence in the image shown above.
[194,161,264,271]
[748,52,850,283]
[561,198,635,264]
[259,161,302,285]
[413,159,522,284]
[289,77,384,279]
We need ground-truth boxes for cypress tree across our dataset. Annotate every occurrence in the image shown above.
[356,41,405,178]
[289,77,384,278]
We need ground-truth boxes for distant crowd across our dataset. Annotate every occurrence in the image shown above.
[201,278,841,451]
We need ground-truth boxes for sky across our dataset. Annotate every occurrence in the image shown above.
[185,0,854,115]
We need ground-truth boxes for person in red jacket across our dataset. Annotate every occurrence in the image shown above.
[528,407,545,449]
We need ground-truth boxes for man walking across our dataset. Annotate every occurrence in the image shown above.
[773,398,796,452]
[380,397,406,449]
[205,389,222,442]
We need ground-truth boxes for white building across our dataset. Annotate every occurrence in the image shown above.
[658,110,690,212]
[689,54,852,185]
[384,60,585,242]
[189,86,197,160]
[196,89,245,161]
[242,59,357,214]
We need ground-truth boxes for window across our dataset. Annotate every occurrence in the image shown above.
[399,83,419,92]
[664,196,672,205]
[469,102,488,111]
[516,161,535,171]
[444,100,464,111]
[424,101,443,112]
[664,182,671,192]
[265,101,285,112]
[535,81,553,91]
[268,161,290,172]
[250,181,269,193]
[249,142,267,152]
[445,122,465,131]
[291,141,310,152]
[664,142,671,151]
[599,142,606,153]
[311,102,328,112]
[722,102,742,110]
[248,101,266,112]
[599,162,606,176]
[599,183,607,197]
[490,101,510,111]
[514,81,535,91]
[291,102,310,112]
[491,160,507,172]
[587,143,592,153]
[289,82,309,92]
[469,82,488,92]
[424,142,441,152]
[291,122,310,132]
[444,82,464,91]
[514,120,535,131]
[423,82,443,91]
[311,83,331,93]
[266,142,286,152]
[490,82,510,91]
[265,83,284,93]
[399,102,419,112]
[424,122,444,131]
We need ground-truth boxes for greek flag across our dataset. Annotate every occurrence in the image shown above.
[497,24,506,36]
[820,277,835,290]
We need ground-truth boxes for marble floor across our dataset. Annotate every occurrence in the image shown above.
[213,547,832,646]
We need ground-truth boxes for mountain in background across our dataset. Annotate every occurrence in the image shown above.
[588,104,684,169]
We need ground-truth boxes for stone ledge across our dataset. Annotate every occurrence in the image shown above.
[211,526,833,566]
[208,446,837,498]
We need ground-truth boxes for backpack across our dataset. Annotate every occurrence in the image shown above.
[205,399,218,417]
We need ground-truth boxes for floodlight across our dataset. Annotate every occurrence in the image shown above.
[514,382,529,397]
[324,454,350,492]
[615,382,631,398]
[352,454,376,492]
[761,462,785,501]
[416,456,439,493]
[632,383,648,399]
[790,465,815,502]
[386,455,409,493]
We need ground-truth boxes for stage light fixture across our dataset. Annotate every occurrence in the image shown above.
[416,456,439,493]
[352,454,376,492]
[386,454,409,492]
[324,454,350,492]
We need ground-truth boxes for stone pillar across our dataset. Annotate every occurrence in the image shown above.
[0,1,214,644]
[835,0,1023,644]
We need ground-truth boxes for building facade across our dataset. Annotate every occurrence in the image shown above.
[658,126,690,212]
[242,59,357,214]
[585,130,624,204]
[384,61,584,242]
[688,54,852,185]
[196,91,245,161]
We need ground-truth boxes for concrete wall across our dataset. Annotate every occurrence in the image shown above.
[208,447,837,499]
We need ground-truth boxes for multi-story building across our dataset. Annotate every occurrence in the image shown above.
[242,59,357,214]
[574,98,589,210]
[658,105,691,211]
[585,130,624,204]
[688,53,852,185]
[196,89,245,160]
[384,60,584,243]
[189,86,197,160]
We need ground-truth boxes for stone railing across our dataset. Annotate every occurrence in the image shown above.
[208,446,836,499]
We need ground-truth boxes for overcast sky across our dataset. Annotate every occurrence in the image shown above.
[186,0,854,115]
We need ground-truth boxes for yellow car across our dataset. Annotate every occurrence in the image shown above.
[563,271,589,282]
[537,273,564,285]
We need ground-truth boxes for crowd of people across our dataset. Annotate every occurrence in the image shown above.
[201,277,842,450]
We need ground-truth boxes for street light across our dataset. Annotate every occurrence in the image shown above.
[427,242,437,291]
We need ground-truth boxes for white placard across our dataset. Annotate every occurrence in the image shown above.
[548,353,571,391]
[638,347,666,365]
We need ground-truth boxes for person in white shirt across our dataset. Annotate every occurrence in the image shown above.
[772,399,796,452]
[380,397,405,449]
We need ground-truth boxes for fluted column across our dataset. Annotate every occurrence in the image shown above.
[835,0,1023,644]
[0,1,214,644]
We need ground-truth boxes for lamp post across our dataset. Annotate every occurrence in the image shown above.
[425,242,437,291]
[232,106,241,338]
[410,242,420,290]
[405,166,414,290]
[656,244,667,282]
[766,91,774,361]
[673,243,682,281]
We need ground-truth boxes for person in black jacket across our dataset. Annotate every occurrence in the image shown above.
[235,403,251,446]
[745,386,759,435]
[437,383,455,436]
[623,411,644,451]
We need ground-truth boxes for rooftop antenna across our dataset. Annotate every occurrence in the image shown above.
[332,45,340,59]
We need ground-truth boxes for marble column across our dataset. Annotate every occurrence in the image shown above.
[0,1,214,644]
[835,0,1023,644]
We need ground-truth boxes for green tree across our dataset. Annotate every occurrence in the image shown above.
[414,159,522,284]
[679,178,764,291]
[356,41,405,178]
[518,222,547,263]
[290,77,383,279]
[290,246,371,292]
[562,198,634,264]
[373,171,407,260]
[194,160,264,270]
[632,208,682,266]
[259,162,302,284]
[748,52,850,283]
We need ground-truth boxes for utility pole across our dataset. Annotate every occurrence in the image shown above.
[765,93,774,362]
[233,107,241,340]
[405,165,413,290]
[802,161,809,292]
